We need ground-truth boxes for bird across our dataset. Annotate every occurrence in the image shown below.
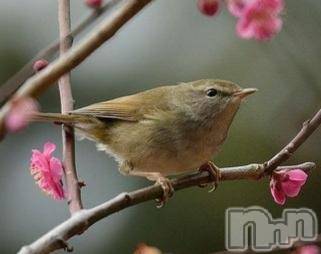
[33,79,257,206]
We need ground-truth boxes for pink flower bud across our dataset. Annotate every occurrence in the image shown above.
[297,245,321,254]
[85,0,103,8]
[5,97,39,132]
[33,59,48,72]
[197,0,221,17]
[134,243,162,254]
[30,142,65,200]
[270,169,308,205]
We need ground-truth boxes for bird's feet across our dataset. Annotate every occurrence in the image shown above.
[198,161,221,192]
[153,176,174,208]
[121,164,174,208]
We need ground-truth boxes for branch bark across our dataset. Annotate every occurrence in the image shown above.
[263,108,321,175]
[17,162,315,254]
[17,105,321,254]
[0,0,154,139]
[0,0,121,106]
[58,0,83,214]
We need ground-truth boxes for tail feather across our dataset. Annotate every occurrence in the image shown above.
[31,112,86,124]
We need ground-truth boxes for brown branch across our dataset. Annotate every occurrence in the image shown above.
[0,0,121,106]
[263,108,321,175]
[0,0,154,139]
[17,106,321,254]
[58,0,83,214]
[17,162,315,254]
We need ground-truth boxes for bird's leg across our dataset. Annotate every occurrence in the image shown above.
[120,162,174,208]
[148,173,174,208]
[133,172,174,208]
[198,161,221,192]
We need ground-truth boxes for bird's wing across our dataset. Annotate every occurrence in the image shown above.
[71,86,171,122]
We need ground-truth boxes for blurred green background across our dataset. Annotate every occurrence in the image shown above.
[0,0,320,253]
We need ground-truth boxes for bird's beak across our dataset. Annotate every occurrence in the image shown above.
[233,88,258,99]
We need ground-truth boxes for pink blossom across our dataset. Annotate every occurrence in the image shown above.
[85,0,102,8]
[33,59,48,72]
[270,169,308,205]
[197,0,221,17]
[30,142,65,200]
[235,0,284,40]
[5,97,39,132]
[297,245,321,254]
[227,0,249,17]
[134,243,162,254]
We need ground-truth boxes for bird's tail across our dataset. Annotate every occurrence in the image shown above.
[31,112,88,125]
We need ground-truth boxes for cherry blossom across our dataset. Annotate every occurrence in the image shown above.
[30,142,65,200]
[5,97,39,132]
[235,0,284,40]
[270,169,308,205]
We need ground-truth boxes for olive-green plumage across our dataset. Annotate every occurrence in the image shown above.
[34,79,256,182]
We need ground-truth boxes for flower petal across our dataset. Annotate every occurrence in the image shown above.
[270,179,286,205]
[43,142,56,157]
[235,0,284,41]
[253,17,282,41]
[280,169,308,197]
[298,245,321,254]
[5,97,38,132]
[281,180,303,197]
[50,181,65,200]
[261,0,284,13]
[29,142,65,201]
[236,17,254,39]
[30,150,50,173]
[227,0,249,17]
[49,157,64,181]
[287,169,308,185]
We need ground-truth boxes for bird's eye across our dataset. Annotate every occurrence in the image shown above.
[206,88,218,97]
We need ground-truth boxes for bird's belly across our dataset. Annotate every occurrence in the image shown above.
[130,138,220,176]
[97,120,222,176]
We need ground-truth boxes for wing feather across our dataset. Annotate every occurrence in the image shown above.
[71,86,171,122]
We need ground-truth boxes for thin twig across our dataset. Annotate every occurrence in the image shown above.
[0,0,154,139]
[17,162,315,254]
[17,105,321,253]
[58,0,83,214]
[263,108,321,175]
[0,0,121,106]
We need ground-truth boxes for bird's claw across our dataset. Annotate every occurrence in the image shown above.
[198,161,221,192]
[155,177,174,208]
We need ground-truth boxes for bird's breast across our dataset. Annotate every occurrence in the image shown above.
[135,118,225,174]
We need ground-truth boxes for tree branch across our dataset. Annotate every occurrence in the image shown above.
[58,0,83,214]
[17,162,315,254]
[263,108,321,175]
[17,105,321,254]
[0,0,154,139]
[0,0,121,106]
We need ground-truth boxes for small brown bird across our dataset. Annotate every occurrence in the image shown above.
[34,79,256,205]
